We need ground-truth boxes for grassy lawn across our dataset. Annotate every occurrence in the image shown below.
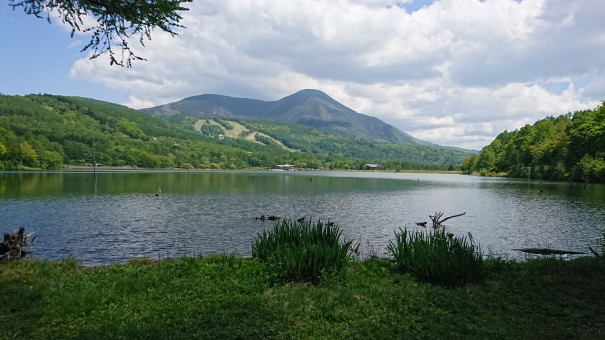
[2,255,604,339]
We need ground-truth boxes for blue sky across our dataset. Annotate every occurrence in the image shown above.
[0,4,128,103]
[1,0,603,150]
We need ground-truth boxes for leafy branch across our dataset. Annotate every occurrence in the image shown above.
[9,0,192,67]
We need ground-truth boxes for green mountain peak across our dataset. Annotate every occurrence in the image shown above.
[142,89,430,146]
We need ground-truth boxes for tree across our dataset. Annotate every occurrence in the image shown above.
[18,141,39,168]
[0,141,6,160]
[462,102,605,183]
[9,0,192,67]
[460,154,478,174]
[476,145,496,172]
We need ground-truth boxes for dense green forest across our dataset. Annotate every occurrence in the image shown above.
[0,94,314,170]
[461,102,605,183]
[0,94,468,171]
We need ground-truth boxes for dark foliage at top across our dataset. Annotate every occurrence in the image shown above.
[9,0,191,67]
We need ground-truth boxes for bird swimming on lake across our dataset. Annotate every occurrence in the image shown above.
[256,215,280,221]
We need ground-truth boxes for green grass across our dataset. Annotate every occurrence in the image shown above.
[387,228,486,287]
[1,255,277,339]
[1,255,604,339]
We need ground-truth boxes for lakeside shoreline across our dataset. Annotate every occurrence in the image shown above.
[6,164,466,175]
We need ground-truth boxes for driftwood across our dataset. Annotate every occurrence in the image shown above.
[1,227,36,263]
[513,248,586,255]
[429,211,466,228]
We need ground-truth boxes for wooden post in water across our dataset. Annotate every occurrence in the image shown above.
[92,139,97,178]
[540,177,543,193]
[92,139,97,194]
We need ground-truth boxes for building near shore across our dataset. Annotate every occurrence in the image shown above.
[274,164,300,171]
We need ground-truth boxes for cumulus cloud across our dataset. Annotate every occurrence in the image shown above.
[70,0,604,150]
[583,78,605,101]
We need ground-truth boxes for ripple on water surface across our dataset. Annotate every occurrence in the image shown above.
[1,171,603,265]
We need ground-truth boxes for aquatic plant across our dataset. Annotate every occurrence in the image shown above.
[589,233,605,257]
[387,228,485,287]
[252,218,353,285]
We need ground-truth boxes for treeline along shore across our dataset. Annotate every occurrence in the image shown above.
[461,102,605,183]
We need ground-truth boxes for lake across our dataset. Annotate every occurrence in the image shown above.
[1,170,604,266]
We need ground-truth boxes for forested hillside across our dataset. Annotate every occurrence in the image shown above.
[0,94,316,170]
[0,94,468,171]
[461,102,605,183]
[165,115,473,168]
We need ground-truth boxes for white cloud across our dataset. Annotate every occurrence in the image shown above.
[70,0,604,150]
[583,78,605,101]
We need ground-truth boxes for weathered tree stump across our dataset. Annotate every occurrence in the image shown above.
[0,227,36,263]
[429,211,466,228]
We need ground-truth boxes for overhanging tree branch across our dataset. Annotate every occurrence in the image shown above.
[9,0,192,67]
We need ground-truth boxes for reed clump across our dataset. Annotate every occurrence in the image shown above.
[588,233,605,257]
[387,228,485,287]
[252,218,353,285]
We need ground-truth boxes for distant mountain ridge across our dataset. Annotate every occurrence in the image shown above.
[141,89,431,146]
[0,93,474,171]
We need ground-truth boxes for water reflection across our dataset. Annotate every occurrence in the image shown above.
[1,170,603,266]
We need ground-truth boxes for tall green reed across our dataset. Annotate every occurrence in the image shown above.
[387,228,485,287]
[589,233,605,257]
[252,218,353,285]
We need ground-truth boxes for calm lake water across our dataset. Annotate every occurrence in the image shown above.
[1,170,604,266]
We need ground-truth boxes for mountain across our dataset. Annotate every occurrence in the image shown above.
[0,94,471,171]
[141,89,431,146]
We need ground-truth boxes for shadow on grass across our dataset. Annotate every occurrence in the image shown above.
[0,261,50,338]
[424,256,605,339]
[71,297,285,339]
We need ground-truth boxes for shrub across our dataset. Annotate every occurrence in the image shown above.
[252,219,353,285]
[387,228,485,287]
